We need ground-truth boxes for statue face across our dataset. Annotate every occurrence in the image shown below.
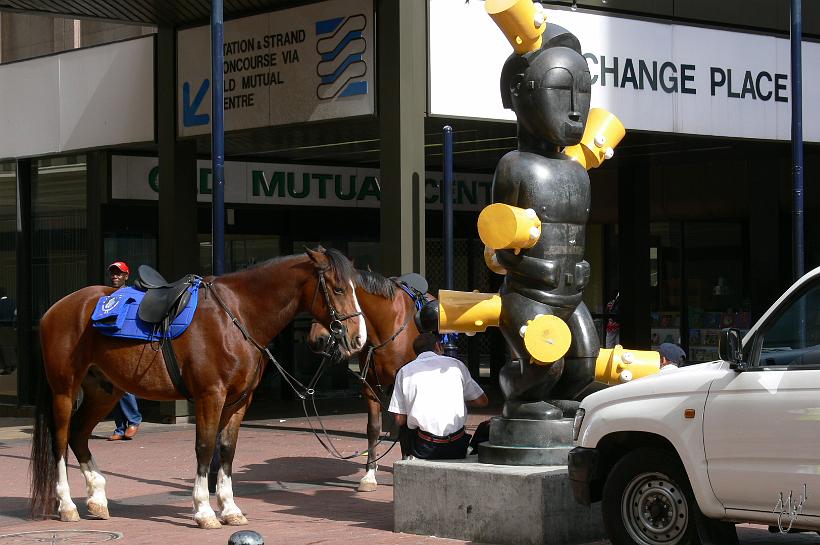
[509,47,591,146]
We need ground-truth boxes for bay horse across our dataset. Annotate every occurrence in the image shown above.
[308,270,429,492]
[30,247,366,529]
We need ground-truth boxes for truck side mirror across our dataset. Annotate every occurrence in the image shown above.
[718,328,744,368]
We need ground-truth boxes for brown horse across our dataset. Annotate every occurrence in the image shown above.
[30,247,366,529]
[308,270,429,492]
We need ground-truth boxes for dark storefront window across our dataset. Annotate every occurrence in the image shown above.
[104,236,157,278]
[32,157,87,319]
[650,223,683,350]
[650,221,750,363]
[0,163,17,400]
[684,223,750,362]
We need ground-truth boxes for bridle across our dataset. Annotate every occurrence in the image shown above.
[312,265,363,350]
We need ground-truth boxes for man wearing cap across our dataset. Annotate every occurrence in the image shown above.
[107,261,142,440]
[658,342,686,373]
[389,332,488,460]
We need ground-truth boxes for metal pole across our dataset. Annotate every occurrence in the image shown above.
[791,0,804,281]
[208,0,225,494]
[443,126,454,290]
[211,0,225,277]
[442,126,457,358]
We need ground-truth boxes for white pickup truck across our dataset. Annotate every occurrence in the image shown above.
[569,266,820,545]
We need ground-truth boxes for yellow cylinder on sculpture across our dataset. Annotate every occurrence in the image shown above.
[485,0,547,55]
[595,345,661,384]
[439,290,502,334]
[483,245,507,275]
[563,108,626,170]
[521,314,572,364]
[478,203,542,251]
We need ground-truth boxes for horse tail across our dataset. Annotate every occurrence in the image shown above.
[30,365,57,518]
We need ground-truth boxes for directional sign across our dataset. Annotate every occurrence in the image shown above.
[177,0,374,136]
[182,79,210,127]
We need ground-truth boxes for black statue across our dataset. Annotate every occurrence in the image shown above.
[493,25,599,421]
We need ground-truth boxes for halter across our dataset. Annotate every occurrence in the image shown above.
[313,266,363,348]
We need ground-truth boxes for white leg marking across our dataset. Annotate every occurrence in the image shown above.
[216,467,242,518]
[192,474,217,524]
[350,280,367,346]
[80,457,108,508]
[358,467,378,492]
[56,456,79,520]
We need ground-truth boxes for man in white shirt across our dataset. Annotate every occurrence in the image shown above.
[389,332,488,459]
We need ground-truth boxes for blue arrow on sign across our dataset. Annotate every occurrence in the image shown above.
[182,79,210,127]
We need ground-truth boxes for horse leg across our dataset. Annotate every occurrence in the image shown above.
[358,384,381,492]
[215,402,250,526]
[53,392,81,522]
[68,375,122,520]
[193,396,225,529]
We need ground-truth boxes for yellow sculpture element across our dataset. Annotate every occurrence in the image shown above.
[478,203,541,251]
[520,314,571,364]
[439,290,502,334]
[485,0,547,55]
[595,344,660,385]
[483,245,507,275]
[563,108,626,169]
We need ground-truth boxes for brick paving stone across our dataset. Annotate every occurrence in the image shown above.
[1,410,817,544]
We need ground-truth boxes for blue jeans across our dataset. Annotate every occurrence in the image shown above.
[112,393,142,435]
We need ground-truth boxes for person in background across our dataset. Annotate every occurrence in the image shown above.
[389,332,488,460]
[605,291,620,348]
[658,342,686,373]
[106,261,143,441]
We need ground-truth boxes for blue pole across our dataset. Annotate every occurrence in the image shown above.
[443,126,454,291]
[211,0,225,276]
[208,0,225,494]
[442,126,457,358]
[791,0,804,281]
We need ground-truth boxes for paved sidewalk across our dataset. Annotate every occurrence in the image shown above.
[0,410,816,544]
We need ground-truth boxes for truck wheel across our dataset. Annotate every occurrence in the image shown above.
[602,448,697,545]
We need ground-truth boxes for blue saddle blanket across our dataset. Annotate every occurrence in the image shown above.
[91,282,201,340]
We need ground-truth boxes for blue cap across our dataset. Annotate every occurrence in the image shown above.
[658,343,686,363]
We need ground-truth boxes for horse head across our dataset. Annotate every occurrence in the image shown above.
[304,247,367,358]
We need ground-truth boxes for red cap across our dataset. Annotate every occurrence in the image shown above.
[108,261,129,274]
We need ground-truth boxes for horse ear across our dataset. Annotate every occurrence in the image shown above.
[305,247,328,268]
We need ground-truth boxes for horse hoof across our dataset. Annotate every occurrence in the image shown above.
[197,516,222,529]
[60,509,81,522]
[87,501,110,519]
[357,481,377,492]
[222,513,248,525]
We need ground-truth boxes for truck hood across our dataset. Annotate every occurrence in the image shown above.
[581,360,734,412]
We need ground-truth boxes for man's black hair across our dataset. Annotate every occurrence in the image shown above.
[413,332,440,356]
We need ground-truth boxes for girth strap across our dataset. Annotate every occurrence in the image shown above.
[161,338,192,401]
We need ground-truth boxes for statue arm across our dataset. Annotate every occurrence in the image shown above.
[496,251,559,288]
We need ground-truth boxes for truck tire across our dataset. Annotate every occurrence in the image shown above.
[602,448,698,545]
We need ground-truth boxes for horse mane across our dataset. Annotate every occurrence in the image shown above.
[356,269,396,299]
[321,247,357,285]
[230,247,356,284]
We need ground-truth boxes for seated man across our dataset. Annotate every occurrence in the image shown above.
[389,332,488,460]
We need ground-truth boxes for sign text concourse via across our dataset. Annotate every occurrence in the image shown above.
[178,0,374,136]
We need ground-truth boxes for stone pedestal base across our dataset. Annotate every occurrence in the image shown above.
[478,416,573,465]
[393,458,605,545]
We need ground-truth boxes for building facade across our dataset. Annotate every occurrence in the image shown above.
[0,0,818,418]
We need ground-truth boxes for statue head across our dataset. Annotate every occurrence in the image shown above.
[500,24,591,146]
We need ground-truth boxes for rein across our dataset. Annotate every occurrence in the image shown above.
[208,266,391,462]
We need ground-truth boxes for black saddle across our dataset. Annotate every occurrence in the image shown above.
[397,272,428,295]
[134,265,195,325]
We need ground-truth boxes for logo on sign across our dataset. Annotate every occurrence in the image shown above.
[315,14,368,99]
